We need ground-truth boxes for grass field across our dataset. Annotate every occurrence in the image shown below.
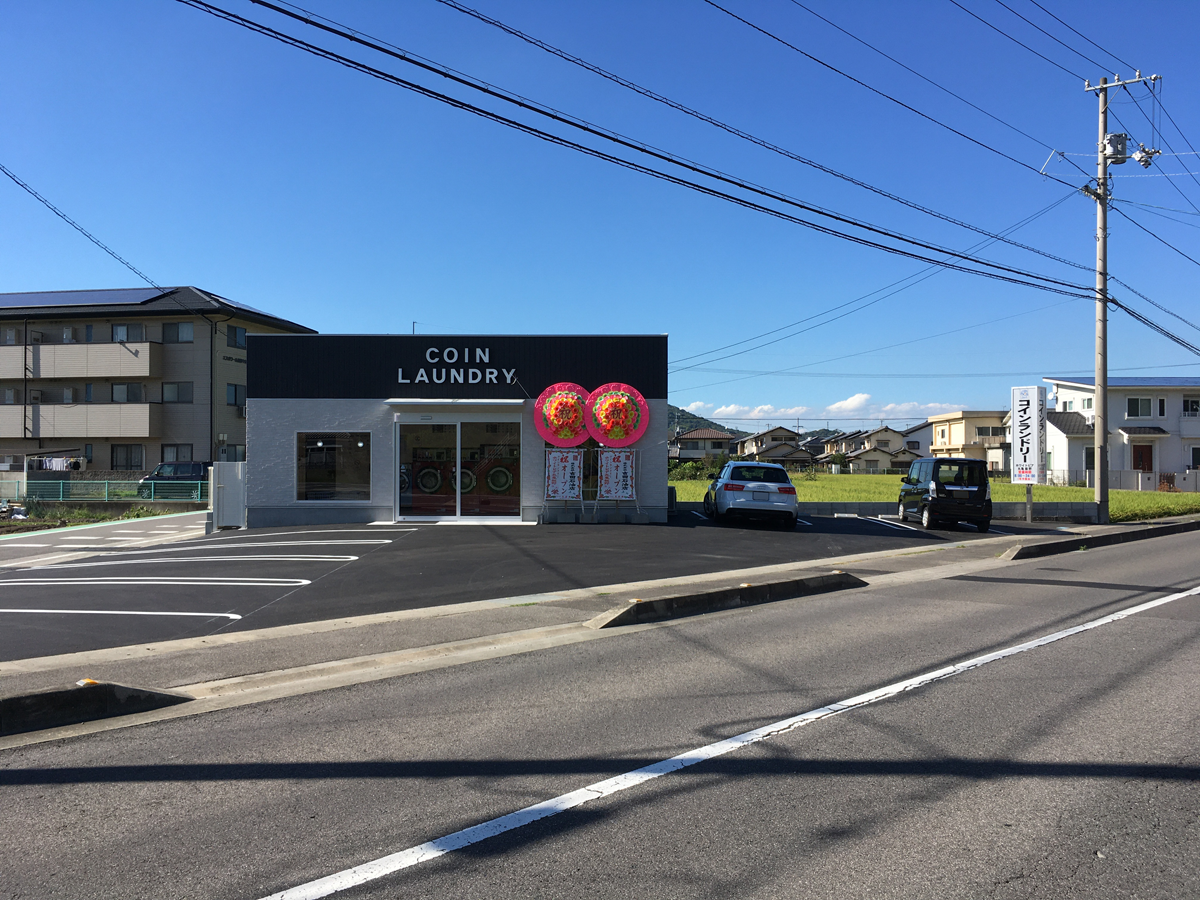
[670,473,1200,522]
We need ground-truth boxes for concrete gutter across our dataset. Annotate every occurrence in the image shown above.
[1002,517,1200,560]
[588,571,867,628]
[0,681,190,737]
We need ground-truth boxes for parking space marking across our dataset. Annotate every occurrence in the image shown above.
[858,515,906,531]
[34,555,360,570]
[0,608,243,620]
[875,516,926,533]
[796,519,812,526]
[197,529,418,541]
[96,540,394,557]
[691,511,706,520]
[0,543,51,548]
[0,577,311,587]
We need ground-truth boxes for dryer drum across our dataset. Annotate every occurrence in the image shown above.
[487,465,513,493]
[416,467,442,493]
[454,468,477,493]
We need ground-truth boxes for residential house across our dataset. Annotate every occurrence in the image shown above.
[734,426,802,460]
[840,426,919,472]
[0,286,314,476]
[927,410,1008,466]
[669,427,734,461]
[1044,376,1200,485]
[901,421,932,457]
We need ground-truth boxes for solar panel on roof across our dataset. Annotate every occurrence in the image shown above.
[0,288,168,308]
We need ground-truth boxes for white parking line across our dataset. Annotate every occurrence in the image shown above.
[875,516,926,533]
[98,540,393,556]
[691,511,706,520]
[0,577,311,587]
[861,515,905,531]
[796,519,812,526]
[35,555,359,569]
[0,543,51,548]
[256,582,1200,900]
[0,608,242,620]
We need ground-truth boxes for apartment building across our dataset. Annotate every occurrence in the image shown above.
[927,410,1008,467]
[0,287,314,472]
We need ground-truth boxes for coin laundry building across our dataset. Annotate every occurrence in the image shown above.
[244,334,668,527]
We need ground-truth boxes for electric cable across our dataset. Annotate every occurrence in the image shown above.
[669,192,1076,372]
[432,0,1097,271]
[700,0,1083,189]
[989,0,1110,72]
[1111,201,1200,232]
[0,161,160,289]
[1111,204,1200,269]
[944,0,1084,79]
[1022,0,1137,72]
[178,0,1097,297]
[1121,85,1200,211]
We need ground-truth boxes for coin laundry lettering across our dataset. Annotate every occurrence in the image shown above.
[397,347,516,385]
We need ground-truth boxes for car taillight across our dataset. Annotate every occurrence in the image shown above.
[776,485,796,495]
[723,483,745,492]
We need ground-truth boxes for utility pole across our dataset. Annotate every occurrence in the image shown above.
[1083,71,1159,525]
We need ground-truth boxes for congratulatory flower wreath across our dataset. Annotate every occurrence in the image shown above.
[585,383,649,448]
[534,383,590,447]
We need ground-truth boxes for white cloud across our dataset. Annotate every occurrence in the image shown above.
[824,393,871,414]
[711,403,811,420]
[878,401,963,417]
[683,401,713,413]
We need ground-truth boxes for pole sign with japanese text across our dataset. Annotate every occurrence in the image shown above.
[1011,386,1046,484]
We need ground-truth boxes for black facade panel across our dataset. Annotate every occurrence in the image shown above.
[248,334,668,400]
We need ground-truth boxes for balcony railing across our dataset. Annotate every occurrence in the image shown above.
[0,341,161,380]
[0,402,162,439]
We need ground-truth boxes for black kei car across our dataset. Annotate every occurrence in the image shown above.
[898,457,992,532]
[137,461,210,499]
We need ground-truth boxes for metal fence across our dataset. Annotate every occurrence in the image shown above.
[19,481,209,502]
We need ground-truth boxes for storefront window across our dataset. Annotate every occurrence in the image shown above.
[297,433,371,500]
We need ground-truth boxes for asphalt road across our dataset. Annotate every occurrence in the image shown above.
[0,513,1066,661]
[2,533,1197,899]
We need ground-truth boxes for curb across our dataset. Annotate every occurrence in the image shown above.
[1001,518,1200,561]
[588,571,868,628]
[0,681,191,737]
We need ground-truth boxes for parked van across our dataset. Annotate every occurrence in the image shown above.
[898,457,991,531]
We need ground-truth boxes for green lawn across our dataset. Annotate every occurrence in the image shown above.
[670,473,1200,522]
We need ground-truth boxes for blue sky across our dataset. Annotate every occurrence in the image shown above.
[2,0,1197,430]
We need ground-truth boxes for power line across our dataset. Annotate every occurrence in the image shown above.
[1122,85,1200,211]
[674,297,1081,393]
[433,0,1096,273]
[1022,0,1137,72]
[681,361,1200,378]
[1110,298,1200,357]
[945,0,1084,80]
[669,193,1076,372]
[700,0,1082,189]
[1111,204,1200,269]
[179,0,1098,298]
[0,161,161,289]
[989,0,1109,72]
[1111,200,1200,232]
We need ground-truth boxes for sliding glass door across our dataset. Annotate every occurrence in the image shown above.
[397,419,521,519]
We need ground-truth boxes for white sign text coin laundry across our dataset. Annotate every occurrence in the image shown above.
[398,347,516,386]
[1011,385,1046,485]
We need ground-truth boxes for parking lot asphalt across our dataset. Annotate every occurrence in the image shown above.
[0,510,1072,663]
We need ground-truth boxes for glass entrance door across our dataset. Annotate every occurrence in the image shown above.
[460,422,520,516]
[398,423,457,516]
[397,419,521,518]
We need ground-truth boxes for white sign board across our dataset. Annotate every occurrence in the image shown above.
[544,449,584,501]
[1011,386,1046,484]
[598,450,636,500]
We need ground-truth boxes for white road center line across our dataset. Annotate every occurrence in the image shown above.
[34,555,359,569]
[257,581,1200,900]
[0,608,242,619]
[0,577,311,587]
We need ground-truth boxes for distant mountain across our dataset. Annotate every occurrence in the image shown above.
[667,405,749,437]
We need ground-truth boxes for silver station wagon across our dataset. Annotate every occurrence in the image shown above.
[703,461,798,529]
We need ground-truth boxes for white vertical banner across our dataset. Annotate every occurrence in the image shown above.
[544,449,584,501]
[1011,386,1046,484]
[597,449,636,500]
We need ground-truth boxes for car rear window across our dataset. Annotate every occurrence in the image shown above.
[934,462,987,486]
[729,466,791,484]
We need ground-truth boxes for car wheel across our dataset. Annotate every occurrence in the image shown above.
[921,506,936,530]
[977,519,991,533]
[897,500,907,522]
